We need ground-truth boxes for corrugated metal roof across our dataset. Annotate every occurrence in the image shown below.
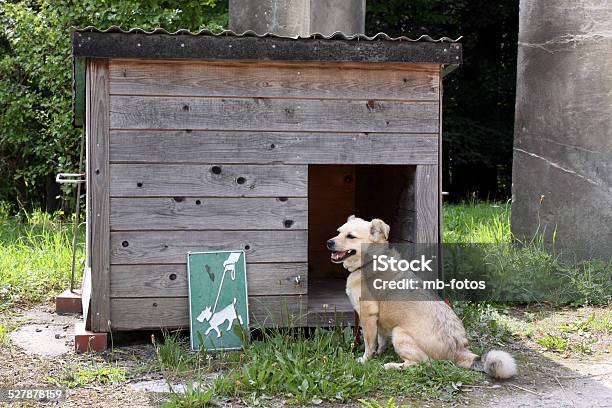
[76,25,461,43]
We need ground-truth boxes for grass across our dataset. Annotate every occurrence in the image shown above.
[377,359,480,402]
[162,383,216,408]
[213,326,378,404]
[154,331,194,374]
[0,322,8,346]
[582,310,612,333]
[47,362,126,388]
[359,398,413,408]
[154,326,482,405]
[443,201,511,244]
[536,335,570,352]
[152,330,243,379]
[443,201,611,306]
[529,309,612,354]
[453,302,514,353]
[0,208,84,309]
[558,310,612,334]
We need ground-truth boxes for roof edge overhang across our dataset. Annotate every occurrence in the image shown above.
[72,27,462,127]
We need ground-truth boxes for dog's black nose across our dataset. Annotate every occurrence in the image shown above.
[326,239,335,249]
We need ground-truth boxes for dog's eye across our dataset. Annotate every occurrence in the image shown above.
[346,234,357,239]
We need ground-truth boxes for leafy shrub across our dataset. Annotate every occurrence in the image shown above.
[0,0,227,210]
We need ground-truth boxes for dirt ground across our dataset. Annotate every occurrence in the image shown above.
[1,304,610,408]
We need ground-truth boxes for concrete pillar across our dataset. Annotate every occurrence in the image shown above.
[229,0,310,37]
[512,0,612,259]
[310,0,365,36]
[229,0,365,37]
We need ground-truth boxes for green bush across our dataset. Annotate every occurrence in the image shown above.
[0,0,227,210]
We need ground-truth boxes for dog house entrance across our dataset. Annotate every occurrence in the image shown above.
[308,164,416,325]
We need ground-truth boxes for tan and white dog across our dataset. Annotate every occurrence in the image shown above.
[327,215,517,379]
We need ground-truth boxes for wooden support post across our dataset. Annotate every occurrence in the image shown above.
[438,67,445,297]
[414,164,439,243]
[87,58,111,333]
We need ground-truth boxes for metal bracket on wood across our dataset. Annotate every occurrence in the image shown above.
[56,173,86,184]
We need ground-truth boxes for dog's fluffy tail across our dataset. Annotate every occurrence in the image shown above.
[471,350,517,379]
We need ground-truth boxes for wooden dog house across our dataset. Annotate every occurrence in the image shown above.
[72,27,461,333]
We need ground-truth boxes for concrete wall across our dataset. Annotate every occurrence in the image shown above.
[310,0,365,36]
[512,0,612,259]
[229,0,310,37]
[229,0,365,37]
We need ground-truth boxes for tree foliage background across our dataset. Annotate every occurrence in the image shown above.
[367,0,519,201]
[0,0,517,212]
[0,0,228,212]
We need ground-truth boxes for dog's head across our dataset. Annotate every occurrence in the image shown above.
[197,306,213,322]
[326,215,390,271]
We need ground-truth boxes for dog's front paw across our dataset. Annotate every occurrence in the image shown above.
[356,355,369,364]
[383,362,404,370]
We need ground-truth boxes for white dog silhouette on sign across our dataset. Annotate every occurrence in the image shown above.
[195,252,245,338]
[196,298,244,337]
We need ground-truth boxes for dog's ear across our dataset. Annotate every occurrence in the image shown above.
[347,214,356,222]
[370,218,390,242]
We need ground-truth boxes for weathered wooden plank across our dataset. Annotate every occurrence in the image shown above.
[307,279,354,327]
[307,310,353,327]
[109,60,440,101]
[110,263,307,297]
[87,58,111,333]
[437,70,444,265]
[110,96,439,133]
[110,131,438,165]
[111,230,307,264]
[81,266,92,323]
[110,197,307,231]
[109,296,307,330]
[246,263,307,296]
[110,164,307,197]
[415,164,439,243]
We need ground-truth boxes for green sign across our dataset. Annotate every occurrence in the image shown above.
[187,251,249,350]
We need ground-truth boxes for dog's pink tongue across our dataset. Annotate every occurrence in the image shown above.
[331,251,348,261]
